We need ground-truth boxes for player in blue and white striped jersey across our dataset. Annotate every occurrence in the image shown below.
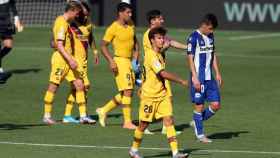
[186,13,222,143]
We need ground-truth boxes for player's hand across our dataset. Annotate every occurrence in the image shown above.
[93,51,100,65]
[110,60,118,75]
[162,38,171,50]
[192,77,201,92]
[216,73,223,87]
[15,20,24,32]
[181,80,188,87]
[69,58,78,70]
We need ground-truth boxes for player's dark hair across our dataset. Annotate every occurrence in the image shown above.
[200,13,218,29]
[148,27,167,42]
[117,2,132,13]
[81,1,90,13]
[146,10,162,24]
[65,0,82,12]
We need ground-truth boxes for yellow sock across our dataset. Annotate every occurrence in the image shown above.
[132,127,143,150]
[166,126,178,155]
[122,96,132,123]
[44,91,54,118]
[76,90,87,117]
[102,93,121,114]
[64,90,75,116]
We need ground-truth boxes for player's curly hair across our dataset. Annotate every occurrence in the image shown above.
[148,26,167,42]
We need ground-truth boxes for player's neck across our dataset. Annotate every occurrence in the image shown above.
[152,45,160,53]
[63,13,70,22]
[116,18,128,26]
[198,28,207,36]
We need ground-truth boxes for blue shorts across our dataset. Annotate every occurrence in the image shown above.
[190,79,220,105]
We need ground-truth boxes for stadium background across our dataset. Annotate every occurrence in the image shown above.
[17,0,280,30]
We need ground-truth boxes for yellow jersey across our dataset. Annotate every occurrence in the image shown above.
[141,49,167,100]
[143,28,173,97]
[70,20,93,61]
[103,21,135,58]
[52,16,73,55]
[143,28,151,54]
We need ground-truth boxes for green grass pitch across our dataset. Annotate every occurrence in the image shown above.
[0,27,279,158]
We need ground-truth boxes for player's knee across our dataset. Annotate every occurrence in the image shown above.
[163,116,174,127]
[48,83,58,93]
[194,104,204,112]
[139,121,149,131]
[3,39,13,48]
[123,89,133,97]
[122,95,132,105]
[210,102,221,111]
[73,79,84,91]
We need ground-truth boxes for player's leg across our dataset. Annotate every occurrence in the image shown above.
[43,82,58,124]
[129,121,149,158]
[203,80,221,121]
[72,78,95,124]
[163,116,188,158]
[0,37,13,72]
[96,93,122,127]
[63,85,79,123]
[122,89,136,129]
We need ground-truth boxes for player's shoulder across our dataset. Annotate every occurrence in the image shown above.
[207,33,215,39]
[187,30,200,42]
[144,29,150,37]
[54,16,68,27]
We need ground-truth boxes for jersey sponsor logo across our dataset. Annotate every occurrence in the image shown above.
[200,46,214,52]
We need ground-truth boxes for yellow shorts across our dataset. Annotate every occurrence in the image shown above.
[165,80,173,97]
[49,52,81,85]
[81,60,90,87]
[139,97,173,122]
[114,57,135,91]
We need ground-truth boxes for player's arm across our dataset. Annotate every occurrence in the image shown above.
[187,54,200,91]
[56,40,78,70]
[89,31,99,65]
[10,0,23,32]
[101,40,117,74]
[158,70,188,87]
[150,54,187,87]
[101,25,118,74]
[213,53,222,86]
[170,39,187,50]
[132,35,140,73]
[186,35,201,91]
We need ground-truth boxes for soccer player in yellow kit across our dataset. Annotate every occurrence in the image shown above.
[129,27,189,158]
[62,1,99,124]
[96,2,140,129]
[142,10,187,135]
[42,1,90,124]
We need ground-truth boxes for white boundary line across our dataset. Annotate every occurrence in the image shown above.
[229,33,280,40]
[0,141,280,155]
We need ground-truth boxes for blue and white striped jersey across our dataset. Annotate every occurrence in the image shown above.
[187,30,215,82]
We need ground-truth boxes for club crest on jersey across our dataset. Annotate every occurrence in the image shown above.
[154,60,161,70]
